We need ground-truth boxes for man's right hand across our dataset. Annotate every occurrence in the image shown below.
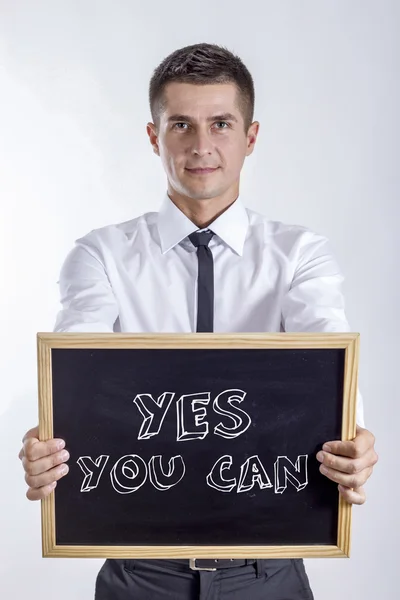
[18,426,70,500]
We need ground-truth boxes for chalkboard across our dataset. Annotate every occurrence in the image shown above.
[37,333,359,559]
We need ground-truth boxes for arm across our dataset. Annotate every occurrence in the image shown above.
[53,235,118,333]
[281,229,365,427]
[20,233,119,500]
[281,229,378,504]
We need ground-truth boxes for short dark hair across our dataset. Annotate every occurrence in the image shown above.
[149,43,255,132]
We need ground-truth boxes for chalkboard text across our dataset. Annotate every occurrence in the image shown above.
[75,388,309,496]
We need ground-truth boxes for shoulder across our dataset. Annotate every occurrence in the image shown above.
[245,207,334,260]
[72,210,158,257]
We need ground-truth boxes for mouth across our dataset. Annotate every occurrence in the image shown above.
[185,167,219,175]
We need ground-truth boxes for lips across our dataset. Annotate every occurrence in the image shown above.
[186,167,219,174]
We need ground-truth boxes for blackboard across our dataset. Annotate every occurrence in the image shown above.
[37,332,359,558]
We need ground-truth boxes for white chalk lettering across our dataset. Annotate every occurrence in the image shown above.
[110,454,148,494]
[206,454,308,494]
[206,455,236,492]
[213,389,251,439]
[148,455,186,491]
[132,389,252,440]
[76,452,310,496]
[76,455,109,492]
[75,389,311,499]
[237,455,273,493]
[274,455,309,494]
[133,392,175,439]
[176,392,211,441]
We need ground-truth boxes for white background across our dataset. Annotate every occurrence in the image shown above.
[0,1,398,598]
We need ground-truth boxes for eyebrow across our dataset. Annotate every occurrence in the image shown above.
[167,113,238,124]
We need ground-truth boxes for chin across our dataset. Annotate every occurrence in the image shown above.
[171,177,227,200]
[181,185,219,199]
[184,187,221,200]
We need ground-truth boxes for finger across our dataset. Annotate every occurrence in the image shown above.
[19,426,40,460]
[23,437,65,462]
[319,464,373,488]
[26,481,58,501]
[22,426,39,444]
[323,428,375,459]
[338,485,366,505]
[22,448,70,477]
[316,448,377,475]
[24,462,69,489]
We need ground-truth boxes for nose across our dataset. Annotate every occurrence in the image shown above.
[190,129,213,157]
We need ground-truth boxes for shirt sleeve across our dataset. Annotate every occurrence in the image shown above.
[281,230,365,428]
[53,235,119,333]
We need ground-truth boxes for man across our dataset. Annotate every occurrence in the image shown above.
[19,43,378,599]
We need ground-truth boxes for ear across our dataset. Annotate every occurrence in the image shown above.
[147,122,160,156]
[246,121,260,156]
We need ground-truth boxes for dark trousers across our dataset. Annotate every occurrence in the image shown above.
[94,558,314,599]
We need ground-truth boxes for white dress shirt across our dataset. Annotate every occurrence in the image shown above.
[54,191,364,426]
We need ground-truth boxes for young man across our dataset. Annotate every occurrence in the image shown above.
[19,43,378,599]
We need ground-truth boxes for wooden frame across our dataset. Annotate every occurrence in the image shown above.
[37,331,359,559]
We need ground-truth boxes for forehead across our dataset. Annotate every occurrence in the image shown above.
[161,82,241,119]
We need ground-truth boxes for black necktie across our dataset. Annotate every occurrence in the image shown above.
[188,230,214,332]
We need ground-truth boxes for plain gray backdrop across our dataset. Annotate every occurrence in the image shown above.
[0,1,398,598]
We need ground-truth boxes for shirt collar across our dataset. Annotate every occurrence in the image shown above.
[157,192,249,256]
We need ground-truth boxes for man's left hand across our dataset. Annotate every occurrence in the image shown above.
[316,426,378,505]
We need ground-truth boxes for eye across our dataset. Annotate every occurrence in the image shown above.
[173,121,229,131]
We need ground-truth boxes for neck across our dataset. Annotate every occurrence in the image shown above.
[167,184,240,229]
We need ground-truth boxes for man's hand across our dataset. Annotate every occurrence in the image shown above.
[316,425,378,505]
[18,426,70,500]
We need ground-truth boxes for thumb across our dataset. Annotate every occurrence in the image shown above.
[22,425,39,444]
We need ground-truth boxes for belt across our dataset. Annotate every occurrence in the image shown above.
[189,558,256,571]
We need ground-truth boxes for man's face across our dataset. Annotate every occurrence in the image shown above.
[147,82,259,201]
